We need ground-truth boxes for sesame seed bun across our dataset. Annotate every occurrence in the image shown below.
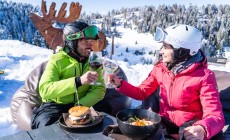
[68,106,92,125]
[69,106,91,117]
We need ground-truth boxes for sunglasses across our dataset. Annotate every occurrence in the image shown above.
[154,27,167,42]
[66,25,99,41]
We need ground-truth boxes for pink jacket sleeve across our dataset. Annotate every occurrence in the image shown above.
[194,70,224,139]
[117,69,159,100]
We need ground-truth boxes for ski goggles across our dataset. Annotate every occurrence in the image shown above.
[154,27,168,43]
[66,25,99,41]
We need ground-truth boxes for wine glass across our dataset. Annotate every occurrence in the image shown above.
[89,51,103,85]
[103,57,119,88]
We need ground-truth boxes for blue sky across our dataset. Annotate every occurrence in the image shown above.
[7,0,230,14]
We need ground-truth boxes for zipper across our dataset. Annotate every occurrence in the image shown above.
[64,51,83,105]
[74,67,76,103]
[74,62,83,106]
[169,75,175,123]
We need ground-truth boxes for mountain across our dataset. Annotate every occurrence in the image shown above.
[1,1,230,57]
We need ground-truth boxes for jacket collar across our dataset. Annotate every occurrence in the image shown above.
[171,50,207,75]
[63,47,87,63]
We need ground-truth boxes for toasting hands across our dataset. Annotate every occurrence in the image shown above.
[80,71,98,85]
[108,74,122,88]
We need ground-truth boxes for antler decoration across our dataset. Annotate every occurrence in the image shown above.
[92,32,106,51]
[41,1,82,24]
[30,0,82,51]
[30,0,106,52]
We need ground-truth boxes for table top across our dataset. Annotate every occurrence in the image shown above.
[0,113,116,140]
[1,113,230,140]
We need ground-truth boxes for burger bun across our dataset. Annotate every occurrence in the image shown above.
[69,106,90,117]
[68,106,92,125]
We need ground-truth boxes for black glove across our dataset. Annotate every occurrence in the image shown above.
[75,77,82,88]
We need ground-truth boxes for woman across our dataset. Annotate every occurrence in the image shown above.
[110,24,224,139]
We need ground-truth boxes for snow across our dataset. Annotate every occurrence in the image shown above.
[0,26,230,137]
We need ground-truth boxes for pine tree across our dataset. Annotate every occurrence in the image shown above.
[126,47,129,52]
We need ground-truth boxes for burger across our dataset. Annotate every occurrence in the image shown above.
[68,106,93,125]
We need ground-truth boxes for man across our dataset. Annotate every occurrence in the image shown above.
[110,24,224,139]
[31,21,106,129]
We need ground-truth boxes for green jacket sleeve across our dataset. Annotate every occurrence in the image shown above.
[39,57,76,100]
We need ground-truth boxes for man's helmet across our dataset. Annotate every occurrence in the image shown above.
[154,24,202,60]
[63,21,89,51]
[63,21,99,51]
[63,21,90,38]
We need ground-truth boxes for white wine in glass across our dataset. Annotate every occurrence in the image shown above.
[103,57,119,88]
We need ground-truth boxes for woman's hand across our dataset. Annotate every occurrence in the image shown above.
[180,125,206,140]
[108,74,122,88]
[80,71,98,85]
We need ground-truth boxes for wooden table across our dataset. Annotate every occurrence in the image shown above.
[1,112,230,140]
[0,113,116,140]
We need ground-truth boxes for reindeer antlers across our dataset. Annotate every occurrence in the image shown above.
[42,1,82,24]
[30,0,82,51]
[30,0,106,52]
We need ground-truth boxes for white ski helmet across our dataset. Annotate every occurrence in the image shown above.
[154,24,202,56]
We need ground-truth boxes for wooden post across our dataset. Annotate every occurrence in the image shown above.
[110,35,114,59]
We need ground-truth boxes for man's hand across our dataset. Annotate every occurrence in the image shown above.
[80,71,98,85]
[179,125,206,140]
[108,74,122,88]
